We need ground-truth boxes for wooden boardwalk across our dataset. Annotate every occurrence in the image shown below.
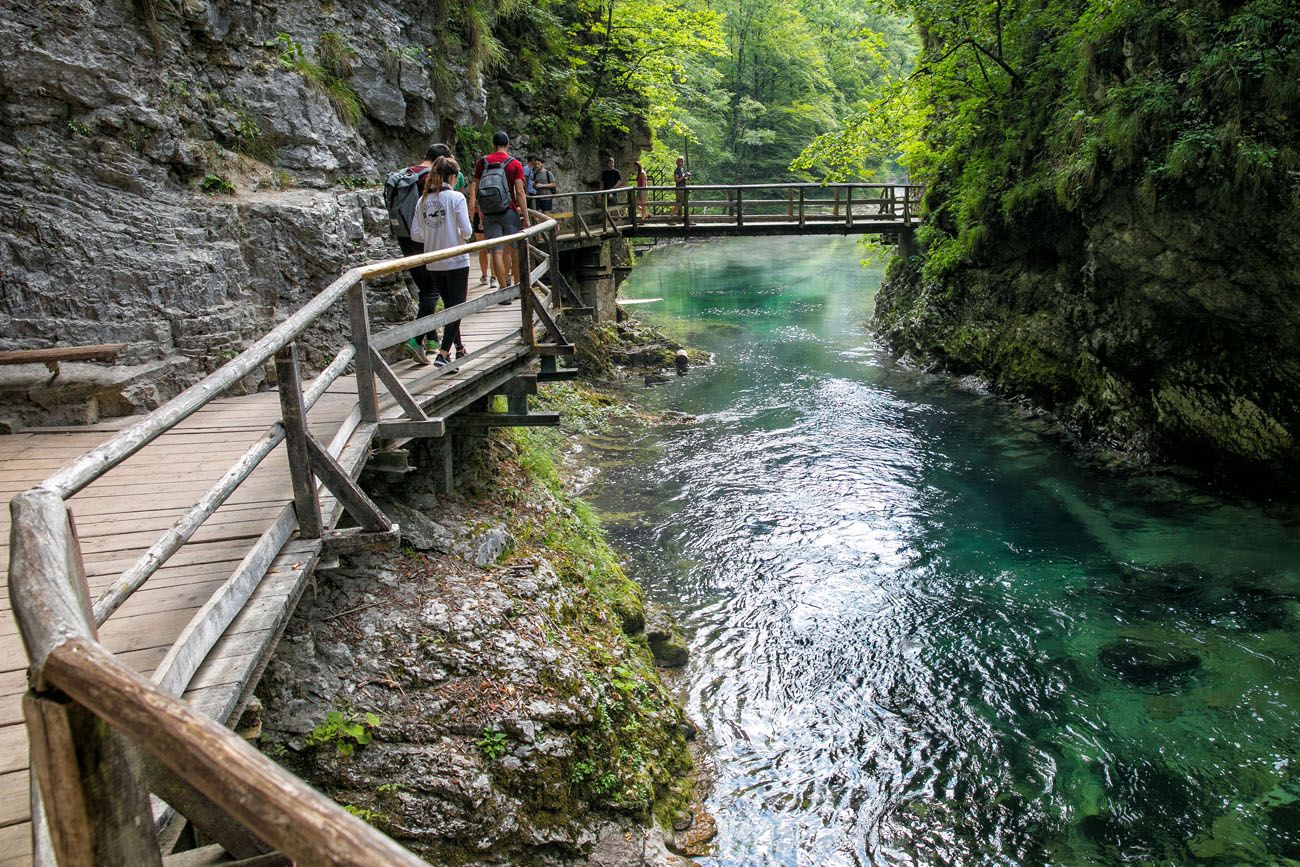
[0,262,532,865]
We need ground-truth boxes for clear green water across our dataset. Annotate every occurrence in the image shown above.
[582,236,1300,865]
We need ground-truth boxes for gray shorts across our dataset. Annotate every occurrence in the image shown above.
[481,208,522,239]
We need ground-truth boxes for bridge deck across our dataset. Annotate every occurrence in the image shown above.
[0,264,521,864]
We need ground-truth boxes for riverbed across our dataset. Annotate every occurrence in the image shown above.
[580,236,1300,865]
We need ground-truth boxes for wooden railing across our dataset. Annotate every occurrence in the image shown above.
[8,213,573,865]
[535,182,924,239]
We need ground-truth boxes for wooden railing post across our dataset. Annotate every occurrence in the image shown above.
[736,189,744,228]
[846,186,854,229]
[274,344,322,539]
[786,189,794,220]
[798,187,806,229]
[833,187,841,218]
[547,227,563,310]
[517,238,535,348]
[10,489,162,867]
[628,188,639,229]
[347,281,379,423]
[683,188,691,231]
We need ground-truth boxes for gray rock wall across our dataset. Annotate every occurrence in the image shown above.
[0,0,486,408]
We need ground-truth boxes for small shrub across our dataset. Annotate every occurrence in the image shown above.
[200,173,235,195]
[343,804,381,822]
[476,725,508,760]
[305,710,380,757]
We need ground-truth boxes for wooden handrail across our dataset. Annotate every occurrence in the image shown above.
[44,636,426,866]
[39,269,366,500]
[11,210,574,865]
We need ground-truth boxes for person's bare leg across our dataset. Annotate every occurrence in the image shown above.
[477,235,491,284]
[491,247,509,288]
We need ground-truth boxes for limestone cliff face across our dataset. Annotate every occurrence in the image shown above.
[874,1,1300,485]
[0,0,644,420]
[877,186,1300,483]
[0,0,472,381]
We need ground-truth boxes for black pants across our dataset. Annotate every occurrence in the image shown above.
[398,236,439,344]
[432,267,469,354]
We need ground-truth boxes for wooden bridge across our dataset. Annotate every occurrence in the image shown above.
[544,182,923,247]
[1,182,919,866]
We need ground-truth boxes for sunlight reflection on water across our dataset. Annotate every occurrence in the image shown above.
[584,236,1300,866]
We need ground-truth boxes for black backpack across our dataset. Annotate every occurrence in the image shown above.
[383,166,430,238]
[476,156,518,215]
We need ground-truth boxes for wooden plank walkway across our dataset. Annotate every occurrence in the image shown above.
[0,262,528,864]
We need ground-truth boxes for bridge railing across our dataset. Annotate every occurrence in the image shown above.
[535,183,923,238]
[9,214,569,865]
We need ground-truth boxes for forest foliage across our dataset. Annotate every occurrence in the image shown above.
[793,0,1300,280]
[485,0,916,183]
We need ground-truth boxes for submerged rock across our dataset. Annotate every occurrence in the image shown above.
[1098,638,1201,689]
[646,606,689,668]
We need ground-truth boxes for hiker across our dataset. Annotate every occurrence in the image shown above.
[468,131,531,294]
[524,155,537,200]
[671,156,691,220]
[533,157,557,212]
[384,144,446,361]
[410,156,474,367]
[601,157,622,206]
[634,160,649,221]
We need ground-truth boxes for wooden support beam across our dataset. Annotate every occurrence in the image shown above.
[42,637,429,866]
[304,435,391,533]
[376,419,447,439]
[24,690,162,866]
[537,368,579,382]
[323,525,401,558]
[532,343,577,356]
[451,411,560,428]
[143,755,272,861]
[530,291,566,345]
[274,345,322,540]
[502,379,529,415]
[348,283,380,423]
[517,239,535,347]
[435,437,455,495]
[369,349,428,421]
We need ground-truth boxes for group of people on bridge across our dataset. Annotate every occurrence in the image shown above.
[384,131,695,367]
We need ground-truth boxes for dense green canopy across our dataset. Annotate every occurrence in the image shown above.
[483,0,916,183]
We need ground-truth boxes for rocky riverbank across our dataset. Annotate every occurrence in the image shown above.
[255,393,713,865]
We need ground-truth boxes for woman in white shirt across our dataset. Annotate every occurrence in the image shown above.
[410,157,475,367]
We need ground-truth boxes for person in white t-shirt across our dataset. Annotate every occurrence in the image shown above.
[410,157,475,367]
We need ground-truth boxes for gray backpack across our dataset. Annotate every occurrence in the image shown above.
[476,157,518,215]
[383,166,429,238]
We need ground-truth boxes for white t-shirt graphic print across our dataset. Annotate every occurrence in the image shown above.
[410,184,474,271]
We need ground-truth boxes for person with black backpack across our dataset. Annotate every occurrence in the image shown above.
[468,131,531,295]
[384,144,448,362]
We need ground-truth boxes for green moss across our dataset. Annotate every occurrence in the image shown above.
[498,424,694,824]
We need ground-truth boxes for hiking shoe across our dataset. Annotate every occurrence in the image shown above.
[454,341,467,359]
[478,274,489,285]
[498,285,515,305]
[433,354,451,368]
[403,339,430,365]
[489,277,499,288]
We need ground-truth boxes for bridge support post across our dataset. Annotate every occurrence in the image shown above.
[348,283,380,424]
[274,345,323,539]
[897,226,917,259]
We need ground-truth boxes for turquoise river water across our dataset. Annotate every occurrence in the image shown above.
[581,236,1300,865]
